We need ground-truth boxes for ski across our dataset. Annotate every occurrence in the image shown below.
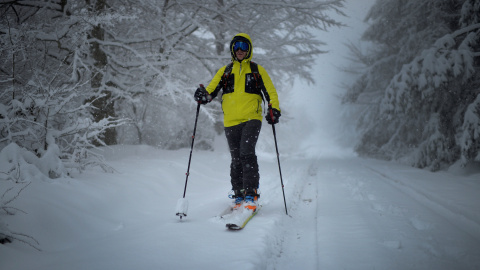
[218,205,234,218]
[225,206,261,230]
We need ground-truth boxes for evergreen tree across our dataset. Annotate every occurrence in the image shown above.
[343,0,480,170]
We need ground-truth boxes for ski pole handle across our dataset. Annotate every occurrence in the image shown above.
[268,103,275,122]
[196,84,212,104]
[197,84,205,104]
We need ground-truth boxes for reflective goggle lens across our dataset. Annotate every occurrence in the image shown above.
[233,41,249,52]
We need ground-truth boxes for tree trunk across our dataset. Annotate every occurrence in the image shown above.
[88,0,117,145]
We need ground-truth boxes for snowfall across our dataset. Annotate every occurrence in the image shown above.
[1,124,480,270]
[2,1,480,269]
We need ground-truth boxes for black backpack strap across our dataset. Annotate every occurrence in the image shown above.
[212,62,270,104]
[223,63,233,89]
[210,63,233,99]
[250,62,270,104]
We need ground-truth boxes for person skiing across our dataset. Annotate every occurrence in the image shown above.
[194,33,281,212]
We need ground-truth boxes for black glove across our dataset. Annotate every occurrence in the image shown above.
[194,85,211,104]
[266,107,281,125]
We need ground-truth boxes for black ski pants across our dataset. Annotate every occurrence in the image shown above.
[225,120,262,191]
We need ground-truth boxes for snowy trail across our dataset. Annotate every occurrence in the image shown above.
[1,146,479,270]
[274,157,480,270]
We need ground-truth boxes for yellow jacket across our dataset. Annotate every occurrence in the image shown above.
[205,33,280,127]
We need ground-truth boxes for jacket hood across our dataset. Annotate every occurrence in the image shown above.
[230,33,253,63]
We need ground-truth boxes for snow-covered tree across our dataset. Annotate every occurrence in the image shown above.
[0,0,345,248]
[343,0,480,170]
[0,1,125,174]
[1,0,346,170]
[91,0,346,148]
[458,0,480,166]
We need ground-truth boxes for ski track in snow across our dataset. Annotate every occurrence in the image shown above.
[1,146,479,270]
[269,158,480,270]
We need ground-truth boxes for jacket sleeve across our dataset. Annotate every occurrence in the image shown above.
[205,65,227,98]
[258,65,280,111]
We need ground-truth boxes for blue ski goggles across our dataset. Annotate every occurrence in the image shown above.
[233,41,249,52]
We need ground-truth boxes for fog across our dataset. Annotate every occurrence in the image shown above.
[284,0,376,158]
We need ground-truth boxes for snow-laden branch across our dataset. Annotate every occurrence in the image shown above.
[450,22,480,39]
[381,25,480,115]
[460,94,480,164]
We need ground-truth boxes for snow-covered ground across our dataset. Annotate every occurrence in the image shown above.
[1,134,479,270]
[2,1,479,269]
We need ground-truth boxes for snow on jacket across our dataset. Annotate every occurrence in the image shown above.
[205,33,280,127]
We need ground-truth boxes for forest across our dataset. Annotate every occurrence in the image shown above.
[1,0,480,260]
[343,0,480,171]
[0,0,344,176]
[1,1,479,187]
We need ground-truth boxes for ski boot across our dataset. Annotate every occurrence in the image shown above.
[244,188,259,212]
[229,189,245,210]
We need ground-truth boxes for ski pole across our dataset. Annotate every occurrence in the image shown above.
[269,104,288,215]
[176,89,202,219]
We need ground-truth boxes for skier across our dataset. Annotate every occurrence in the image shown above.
[194,33,281,212]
